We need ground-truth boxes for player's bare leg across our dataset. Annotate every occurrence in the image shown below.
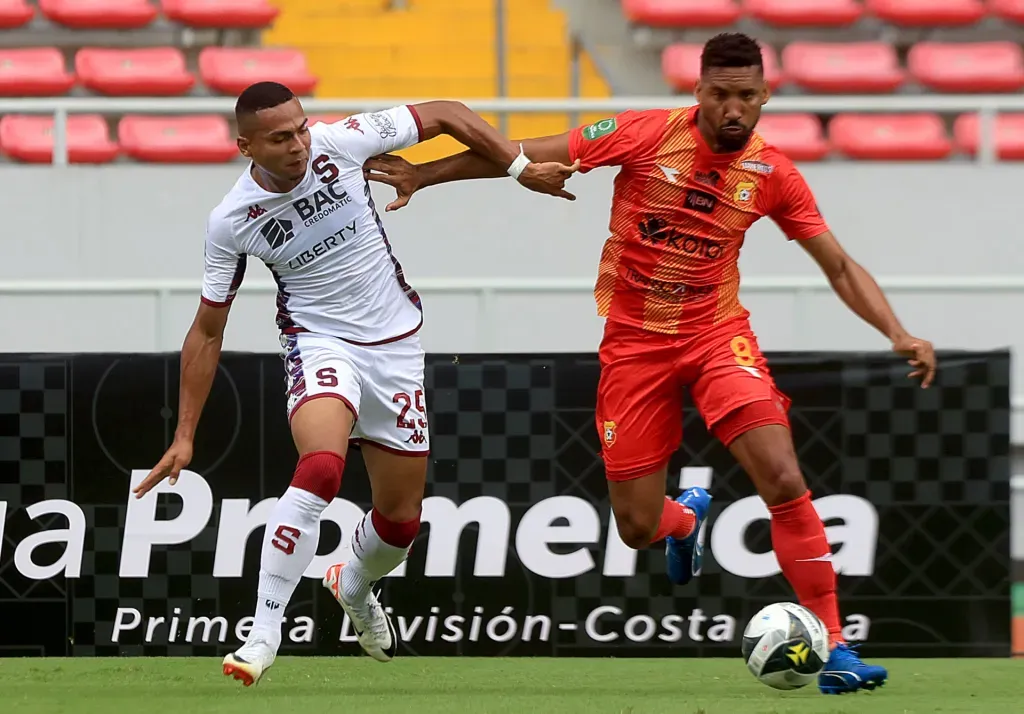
[606,465,711,584]
[223,397,353,687]
[323,443,426,662]
[728,421,887,693]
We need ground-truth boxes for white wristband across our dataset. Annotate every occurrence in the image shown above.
[506,143,531,180]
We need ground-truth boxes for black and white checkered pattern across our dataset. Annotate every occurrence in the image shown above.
[0,350,1011,658]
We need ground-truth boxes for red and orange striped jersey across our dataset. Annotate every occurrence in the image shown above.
[568,106,828,336]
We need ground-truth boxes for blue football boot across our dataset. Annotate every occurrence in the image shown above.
[818,643,888,694]
[665,487,712,585]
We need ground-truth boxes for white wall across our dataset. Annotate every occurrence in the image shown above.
[2,163,1021,439]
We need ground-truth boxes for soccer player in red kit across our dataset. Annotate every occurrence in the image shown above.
[365,32,936,694]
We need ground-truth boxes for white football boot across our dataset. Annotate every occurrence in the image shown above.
[323,562,398,662]
[222,634,277,687]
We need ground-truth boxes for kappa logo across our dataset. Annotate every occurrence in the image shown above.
[245,204,267,222]
[603,420,617,447]
[344,117,363,134]
[366,111,397,139]
[260,217,295,248]
[405,430,427,445]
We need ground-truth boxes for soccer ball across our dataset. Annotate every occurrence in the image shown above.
[741,602,829,690]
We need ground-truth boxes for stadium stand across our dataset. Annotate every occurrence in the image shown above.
[0,1,1023,163]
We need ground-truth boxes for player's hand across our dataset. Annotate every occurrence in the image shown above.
[892,334,937,388]
[133,439,193,499]
[364,153,420,212]
[517,159,580,201]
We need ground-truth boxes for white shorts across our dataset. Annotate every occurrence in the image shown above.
[281,331,430,455]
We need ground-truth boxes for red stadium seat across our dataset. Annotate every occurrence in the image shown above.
[990,0,1024,23]
[782,42,904,93]
[198,48,317,96]
[161,0,278,29]
[829,114,952,160]
[119,115,237,163]
[743,0,863,27]
[40,0,158,29]
[908,42,1024,93]
[953,113,1024,159]
[0,0,34,29]
[0,48,75,97]
[76,48,195,96]
[865,0,985,26]
[662,43,783,91]
[0,114,119,163]
[621,0,741,28]
[756,114,829,161]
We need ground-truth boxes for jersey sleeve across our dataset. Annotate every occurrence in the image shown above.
[200,212,246,308]
[765,160,830,241]
[568,110,664,173]
[317,105,423,166]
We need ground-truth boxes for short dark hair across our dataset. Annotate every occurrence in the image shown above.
[235,81,296,120]
[701,33,763,75]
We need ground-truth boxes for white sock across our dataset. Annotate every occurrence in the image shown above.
[251,486,329,643]
[343,511,411,602]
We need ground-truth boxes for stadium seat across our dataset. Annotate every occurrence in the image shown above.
[161,0,278,29]
[782,42,904,93]
[743,0,863,27]
[198,48,317,96]
[0,0,33,29]
[621,0,741,28]
[39,0,158,29]
[662,43,783,91]
[76,48,195,96]
[953,113,1024,159]
[0,114,119,163]
[0,48,76,97]
[990,0,1024,23]
[118,115,237,163]
[756,114,829,161]
[908,42,1024,93]
[829,114,952,160]
[864,0,985,27]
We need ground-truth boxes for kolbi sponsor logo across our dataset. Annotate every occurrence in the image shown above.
[637,216,724,260]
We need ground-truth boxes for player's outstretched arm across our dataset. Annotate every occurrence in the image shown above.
[133,302,230,498]
[365,132,575,211]
[801,232,937,388]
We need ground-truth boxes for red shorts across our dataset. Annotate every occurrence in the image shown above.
[596,316,791,481]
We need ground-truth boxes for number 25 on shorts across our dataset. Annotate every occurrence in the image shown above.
[730,336,755,367]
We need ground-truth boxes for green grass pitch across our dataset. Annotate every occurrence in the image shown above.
[2,657,1020,714]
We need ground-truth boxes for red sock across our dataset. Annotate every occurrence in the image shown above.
[768,491,844,645]
[290,450,345,502]
[650,497,696,543]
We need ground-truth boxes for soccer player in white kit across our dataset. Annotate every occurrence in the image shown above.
[132,81,579,686]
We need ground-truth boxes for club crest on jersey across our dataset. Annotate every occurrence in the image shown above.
[583,118,618,141]
[734,181,756,203]
[260,217,294,248]
[741,160,774,175]
[366,111,398,139]
[603,421,617,447]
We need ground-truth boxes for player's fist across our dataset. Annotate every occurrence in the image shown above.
[133,439,194,499]
[363,153,420,212]
[518,159,580,201]
[891,334,937,388]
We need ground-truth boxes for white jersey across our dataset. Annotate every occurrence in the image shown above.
[201,106,424,345]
